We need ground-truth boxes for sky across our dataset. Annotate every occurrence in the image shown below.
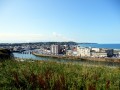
[0,0,120,43]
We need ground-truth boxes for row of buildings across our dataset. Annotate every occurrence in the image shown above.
[48,45,120,58]
[2,43,119,58]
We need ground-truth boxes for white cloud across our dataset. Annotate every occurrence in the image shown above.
[52,32,62,37]
[52,32,74,41]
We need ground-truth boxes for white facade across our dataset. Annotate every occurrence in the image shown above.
[72,51,78,56]
[51,45,59,54]
[118,52,120,57]
[91,48,113,57]
[92,52,107,57]
[66,50,78,56]
[77,47,91,57]
[92,48,100,52]
[66,46,113,58]
[66,50,72,56]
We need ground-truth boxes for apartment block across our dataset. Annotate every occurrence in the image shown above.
[77,46,91,57]
[50,45,60,55]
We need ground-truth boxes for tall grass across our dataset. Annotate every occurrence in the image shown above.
[0,60,120,90]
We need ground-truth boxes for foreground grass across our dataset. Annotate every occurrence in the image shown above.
[0,60,120,90]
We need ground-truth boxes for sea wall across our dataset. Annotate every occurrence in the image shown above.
[33,53,120,63]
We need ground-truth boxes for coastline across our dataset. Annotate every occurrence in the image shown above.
[32,53,120,63]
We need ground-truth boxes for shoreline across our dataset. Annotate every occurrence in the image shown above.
[33,53,120,63]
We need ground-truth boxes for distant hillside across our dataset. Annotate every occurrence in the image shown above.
[0,41,78,46]
[0,49,13,60]
[78,43,98,44]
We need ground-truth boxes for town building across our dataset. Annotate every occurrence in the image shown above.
[91,48,113,57]
[76,46,113,58]
[72,46,78,56]
[59,45,66,54]
[92,48,100,52]
[66,50,72,56]
[118,52,120,57]
[105,49,113,57]
[50,45,60,55]
[91,52,107,57]
[77,46,91,57]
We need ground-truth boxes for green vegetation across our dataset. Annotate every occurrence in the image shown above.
[0,49,13,61]
[0,60,120,90]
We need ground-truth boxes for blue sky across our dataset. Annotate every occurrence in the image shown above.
[0,0,120,43]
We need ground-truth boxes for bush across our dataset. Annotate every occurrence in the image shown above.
[0,49,14,61]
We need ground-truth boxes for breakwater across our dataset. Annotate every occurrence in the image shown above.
[33,53,120,63]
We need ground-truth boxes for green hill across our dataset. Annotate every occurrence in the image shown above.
[0,49,13,60]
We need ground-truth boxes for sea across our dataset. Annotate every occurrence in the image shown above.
[79,44,120,49]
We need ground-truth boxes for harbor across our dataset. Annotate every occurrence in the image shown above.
[13,51,120,67]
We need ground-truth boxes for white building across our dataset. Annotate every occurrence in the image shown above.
[91,48,113,57]
[91,52,107,57]
[118,52,120,57]
[72,51,78,56]
[66,46,78,56]
[51,45,60,55]
[66,50,72,56]
[77,46,91,57]
[92,48,100,52]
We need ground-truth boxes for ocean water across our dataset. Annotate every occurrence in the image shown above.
[79,44,120,49]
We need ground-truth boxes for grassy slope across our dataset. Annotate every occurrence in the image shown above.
[0,60,120,90]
